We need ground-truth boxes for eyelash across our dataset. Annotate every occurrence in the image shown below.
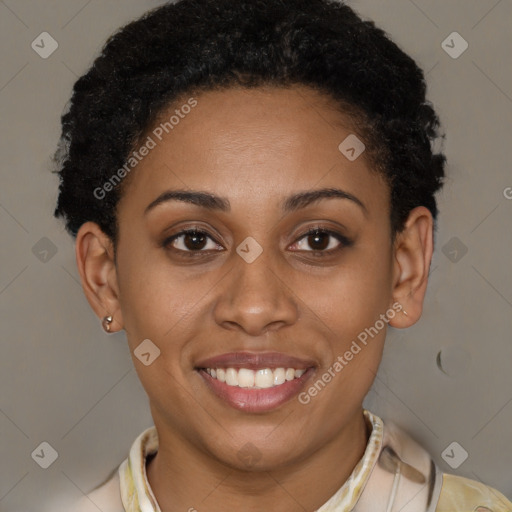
[162,226,352,258]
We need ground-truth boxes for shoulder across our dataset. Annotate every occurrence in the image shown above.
[437,473,512,512]
[68,469,124,512]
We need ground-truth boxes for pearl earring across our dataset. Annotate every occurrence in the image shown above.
[102,315,113,333]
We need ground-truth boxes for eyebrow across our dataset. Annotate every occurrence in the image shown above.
[144,187,367,216]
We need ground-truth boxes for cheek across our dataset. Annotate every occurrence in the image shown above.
[115,247,189,344]
[300,247,392,395]
[310,250,393,338]
[116,245,225,360]
[115,253,203,412]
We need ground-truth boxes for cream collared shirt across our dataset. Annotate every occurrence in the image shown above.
[71,410,512,512]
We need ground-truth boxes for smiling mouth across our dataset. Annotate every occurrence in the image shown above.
[194,351,317,412]
[196,365,315,413]
[200,367,307,389]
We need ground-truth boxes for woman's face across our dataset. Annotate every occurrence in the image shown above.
[106,85,401,469]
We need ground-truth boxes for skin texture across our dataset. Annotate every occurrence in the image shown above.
[75,85,433,512]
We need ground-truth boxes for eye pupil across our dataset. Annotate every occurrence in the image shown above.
[308,231,329,251]
[184,231,207,250]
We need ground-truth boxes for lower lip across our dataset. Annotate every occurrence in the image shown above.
[197,368,314,413]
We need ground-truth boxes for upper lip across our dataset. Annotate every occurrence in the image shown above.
[195,351,316,370]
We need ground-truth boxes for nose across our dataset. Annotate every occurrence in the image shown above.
[213,248,299,336]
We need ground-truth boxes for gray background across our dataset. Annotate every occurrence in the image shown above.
[0,0,511,510]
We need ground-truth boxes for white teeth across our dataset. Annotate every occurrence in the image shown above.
[255,368,274,388]
[273,367,286,385]
[204,367,307,388]
[225,368,238,386]
[238,368,255,388]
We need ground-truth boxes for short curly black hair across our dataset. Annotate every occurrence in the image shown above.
[53,0,445,249]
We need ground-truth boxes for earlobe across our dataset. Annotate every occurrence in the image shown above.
[75,222,124,333]
[388,207,434,329]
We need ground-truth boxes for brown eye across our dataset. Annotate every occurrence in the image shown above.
[163,229,222,254]
[181,231,208,250]
[291,228,352,254]
[305,231,330,251]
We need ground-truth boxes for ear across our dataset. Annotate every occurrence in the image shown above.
[75,222,124,333]
[388,206,434,328]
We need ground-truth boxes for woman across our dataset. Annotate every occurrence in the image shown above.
[53,0,512,510]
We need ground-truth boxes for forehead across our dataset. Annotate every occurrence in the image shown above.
[118,86,388,218]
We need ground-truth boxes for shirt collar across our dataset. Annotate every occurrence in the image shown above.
[119,409,383,512]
